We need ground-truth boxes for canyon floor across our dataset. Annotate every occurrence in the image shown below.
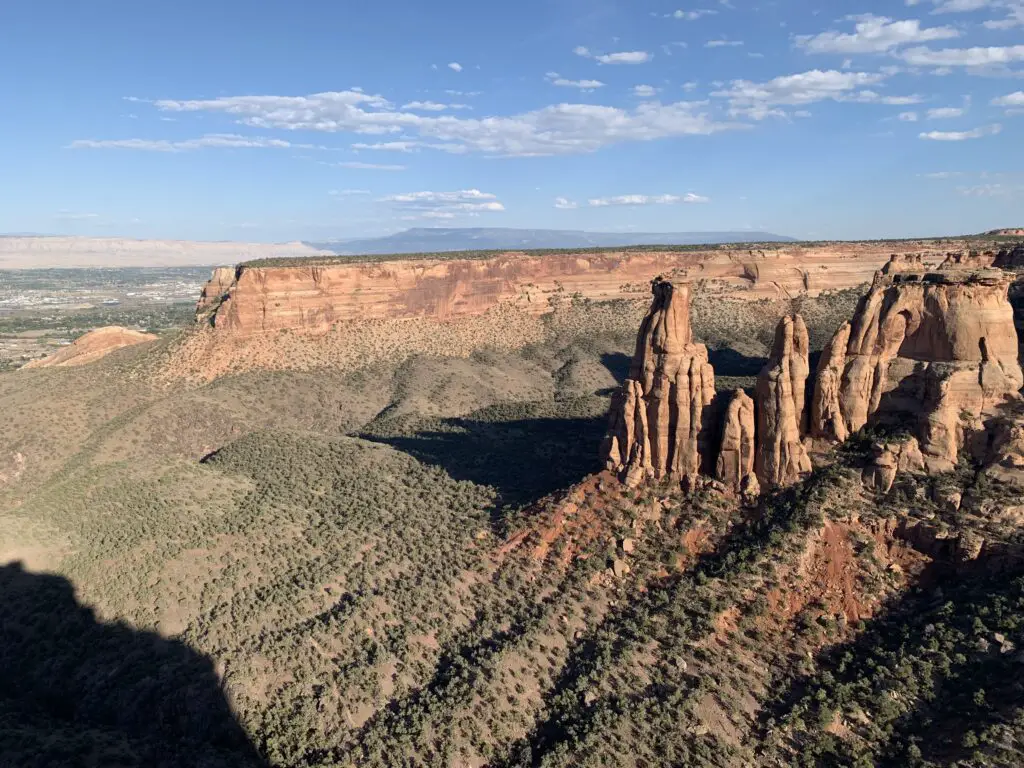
[1,252,1023,767]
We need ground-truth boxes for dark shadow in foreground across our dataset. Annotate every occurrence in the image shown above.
[362,415,606,514]
[0,562,265,768]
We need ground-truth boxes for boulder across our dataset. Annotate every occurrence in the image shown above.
[862,438,926,493]
[603,278,715,486]
[754,315,813,489]
[714,389,756,493]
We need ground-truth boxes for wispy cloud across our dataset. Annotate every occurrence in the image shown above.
[401,101,470,111]
[53,211,100,220]
[919,123,1002,140]
[992,90,1024,106]
[926,106,966,118]
[587,193,709,206]
[545,72,605,90]
[794,14,958,54]
[351,141,420,152]
[666,9,718,20]
[632,84,658,97]
[448,62,463,72]
[67,133,317,151]
[128,89,741,157]
[554,197,579,209]
[712,69,893,119]
[899,111,920,121]
[381,189,506,219]
[574,46,653,64]
[706,39,744,47]
[329,189,371,196]
[897,44,1024,67]
[335,161,407,170]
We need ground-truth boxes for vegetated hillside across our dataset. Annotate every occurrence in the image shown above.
[0,281,1021,766]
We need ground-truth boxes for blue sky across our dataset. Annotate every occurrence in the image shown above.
[1,0,1022,242]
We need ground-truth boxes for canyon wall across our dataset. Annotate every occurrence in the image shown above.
[195,243,961,334]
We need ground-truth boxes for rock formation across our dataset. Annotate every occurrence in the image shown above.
[22,327,157,369]
[193,242,960,334]
[604,259,1023,498]
[809,267,1023,472]
[603,278,716,486]
[714,390,758,497]
[754,315,813,489]
[993,243,1024,269]
[196,267,237,324]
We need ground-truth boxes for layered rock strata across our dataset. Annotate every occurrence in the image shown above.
[809,268,1023,472]
[603,279,716,486]
[194,242,960,334]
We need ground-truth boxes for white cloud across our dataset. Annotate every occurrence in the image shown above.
[983,5,1024,28]
[575,46,653,64]
[633,84,659,97]
[138,89,742,157]
[554,197,579,209]
[545,72,605,90]
[992,90,1024,105]
[401,101,470,111]
[931,0,996,12]
[587,193,709,206]
[926,106,966,117]
[706,39,744,47]
[444,90,483,97]
[850,90,924,104]
[448,62,463,72]
[381,189,505,218]
[54,211,100,220]
[336,161,406,170]
[669,9,718,19]
[67,133,313,151]
[919,123,1002,139]
[921,170,964,178]
[712,69,889,118]
[958,182,1022,196]
[351,141,420,152]
[682,81,699,91]
[794,14,959,54]
[897,44,1024,67]
[899,111,920,120]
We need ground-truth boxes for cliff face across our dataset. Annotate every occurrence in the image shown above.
[809,268,1023,471]
[194,243,956,334]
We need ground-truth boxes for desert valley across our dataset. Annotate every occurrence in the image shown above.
[1,231,1023,767]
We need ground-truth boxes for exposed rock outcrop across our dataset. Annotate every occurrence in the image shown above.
[714,390,758,497]
[809,268,1023,473]
[862,437,926,493]
[754,315,813,489]
[603,279,715,486]
[22,327,157,369]
[194,242,960,334]
[196,267,237,324]
[993,243,1024,269]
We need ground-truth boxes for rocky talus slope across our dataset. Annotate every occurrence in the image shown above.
[603,258,1024,497]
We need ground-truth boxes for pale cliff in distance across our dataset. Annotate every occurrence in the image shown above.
[0,237,328,269]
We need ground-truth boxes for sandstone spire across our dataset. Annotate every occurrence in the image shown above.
[603,278,715,486]
[715,389,758,496]
[754,314,813,489]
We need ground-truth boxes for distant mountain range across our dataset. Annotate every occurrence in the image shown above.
[305,227,797,255]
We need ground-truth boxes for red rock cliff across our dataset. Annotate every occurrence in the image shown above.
[195,243,958,334]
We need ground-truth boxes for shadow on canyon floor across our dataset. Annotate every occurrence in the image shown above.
[362,415,606,517]
[0,562,265,768]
